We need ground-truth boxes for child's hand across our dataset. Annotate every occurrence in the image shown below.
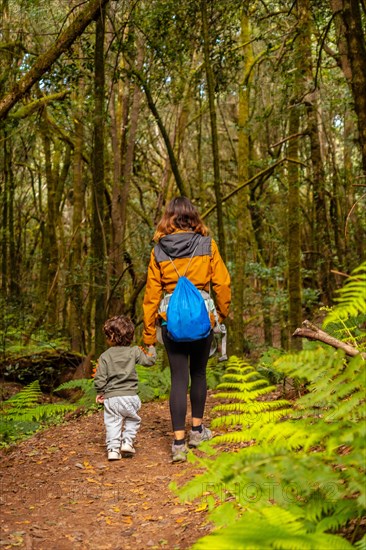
[96,394,105,404]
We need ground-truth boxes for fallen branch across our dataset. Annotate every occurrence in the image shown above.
[292,320,365,359]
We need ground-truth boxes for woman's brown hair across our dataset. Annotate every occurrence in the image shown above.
[103,315,135,346]
[153,197,209,241]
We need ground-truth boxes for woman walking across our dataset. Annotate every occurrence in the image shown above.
[142,197,231,462]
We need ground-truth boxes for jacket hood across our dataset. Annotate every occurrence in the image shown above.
[155,232,211,261]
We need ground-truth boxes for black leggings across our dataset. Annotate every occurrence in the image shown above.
[162,326,213,431]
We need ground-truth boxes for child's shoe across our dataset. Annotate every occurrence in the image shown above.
[108,449,121,460]
[121,440,135,457]
[171,442,188,463]
[188,425,212,448]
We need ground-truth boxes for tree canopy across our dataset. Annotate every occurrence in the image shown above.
[0,0,365,356]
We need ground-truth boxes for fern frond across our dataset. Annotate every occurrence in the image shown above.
[4,380,42,409]
[225,364,254,373]
[221,371,262,383]
[55,378,97,408]
[212,431,255,444]
[275,352,365,424]
[177,344,364,549]
[56,378,95,393]
[316,499,361,532]
[214,385,277,401]
[212,408,292,431]
[215,379,271,393]
[192,507,354,549]
[213,399,291,413]
[355,534,366,550]
[7,403,75,422]
[274,348,346,382]
[324,262,366,329]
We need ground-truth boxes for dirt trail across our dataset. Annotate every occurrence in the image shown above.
[0,397,216,550]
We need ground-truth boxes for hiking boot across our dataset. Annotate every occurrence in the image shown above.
[171,443,188,463]
[108,449,121,460]
[188,426,212,448]
[121,440,135,457]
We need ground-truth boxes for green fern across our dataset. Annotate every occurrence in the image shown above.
[136,365,171,401]
[210,356,292,437]
[4,379,43,409]
[175,349,365,548]
[55,378,97,408]
[176,268,366,547]
[323,262,366,349]
[355,534,366,549]
[2,380,75,421]
[1,380,76,445]
[191,506,354,549]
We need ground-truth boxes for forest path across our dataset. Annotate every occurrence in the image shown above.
[0,396,217,550]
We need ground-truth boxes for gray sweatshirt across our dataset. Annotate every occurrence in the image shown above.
[94,345,156,398]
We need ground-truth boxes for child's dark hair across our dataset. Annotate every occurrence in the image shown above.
[103,315,134,346]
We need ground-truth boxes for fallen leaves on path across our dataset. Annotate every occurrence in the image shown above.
[0,398,216,549]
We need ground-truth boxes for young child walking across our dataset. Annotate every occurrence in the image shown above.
[94,315,156,460]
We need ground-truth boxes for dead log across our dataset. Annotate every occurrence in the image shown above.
[1,349,85,390]
[292,320,365,359]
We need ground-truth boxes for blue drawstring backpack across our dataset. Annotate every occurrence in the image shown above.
[166,238,211,342]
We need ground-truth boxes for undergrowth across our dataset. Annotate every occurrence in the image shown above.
[174,352,365,549]
[0,353,225,447]
[0,380,76,446]
[174,264,366,549]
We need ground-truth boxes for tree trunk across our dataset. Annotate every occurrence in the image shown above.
[109,44,143,316]
[201,0,226,261]
[23,112,67,342]
[1,125,9,296]
[108,80,125,313]
[232,9,257,354]
[8,135,17,296]
[68,75,86,353]
[287,105,302,351]
[0,1,11,296]
[298,0,334,303]
[329,0,366,175]
[196,92,205,204]
[40,113,59,327]
[92,6,107,356]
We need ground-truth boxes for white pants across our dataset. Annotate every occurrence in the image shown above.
[103,395,141,451]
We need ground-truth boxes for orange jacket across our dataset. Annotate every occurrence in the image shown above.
[142,231,231,345]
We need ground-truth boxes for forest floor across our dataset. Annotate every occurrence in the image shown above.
[0,393,221,550]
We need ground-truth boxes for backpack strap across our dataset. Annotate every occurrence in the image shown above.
[168,237,202,279]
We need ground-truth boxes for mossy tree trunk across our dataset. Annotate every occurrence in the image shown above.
[68,73,86,354]
[286,2,306,351]
[39,113,60,327]
[300,0,334,304]
[25,111,71,341]
[0,0,19,299]
[287,108,302,351]
[109,39,143,317]
[330,0,366,176]
[201,0,226,261]
[232,9,257,355]
[1,125,9,297]
[92,7,107,356]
